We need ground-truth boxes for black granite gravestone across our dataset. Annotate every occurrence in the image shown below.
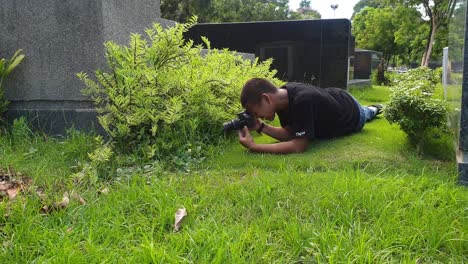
[185,19,353,89]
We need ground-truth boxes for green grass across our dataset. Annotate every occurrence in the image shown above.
[0,86,467,263]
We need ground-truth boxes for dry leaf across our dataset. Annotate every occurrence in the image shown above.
[6,188,19,199]
[174,208,187,232]
[56,193,70,209]
[36,189,46,200]
[98,187,109,195]
[41,205,50,214]
[0,183,12,191]
[70,191,86,205]
[78,196,86,205]
[41,192,70,214]
[0,166,32,200]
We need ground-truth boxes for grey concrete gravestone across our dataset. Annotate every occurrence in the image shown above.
[0,0,174,135]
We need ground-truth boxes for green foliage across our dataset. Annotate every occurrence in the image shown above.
[0,49,25,114]
[10,117,33,144]
[352,6,425,64]
[352,0,388,18]
[289,8,321,20]
[209,0,290,22]
[419,127,455,161]
[385,71,399,86]
[72,136,114,185]
[448,1,466,62]
[78,18,280,167]
[384,67,448,150]
[161,0,291,23]
[391,0,456,66]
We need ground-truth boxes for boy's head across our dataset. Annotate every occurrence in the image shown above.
[240,78,278,121]
[240,78,278,106]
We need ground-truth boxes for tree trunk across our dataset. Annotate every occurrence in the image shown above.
[422,18,438,67]
[421,50,427,66]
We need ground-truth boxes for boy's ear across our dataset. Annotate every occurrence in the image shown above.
[262,93,272,104]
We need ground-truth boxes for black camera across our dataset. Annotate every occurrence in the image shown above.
[223,111,255,132]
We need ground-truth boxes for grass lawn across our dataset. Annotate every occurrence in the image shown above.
[0,86,467,263]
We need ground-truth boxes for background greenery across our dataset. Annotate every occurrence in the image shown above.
[161,0,457,68]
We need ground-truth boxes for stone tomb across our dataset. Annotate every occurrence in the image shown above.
[0,0,174,134]
[352,49,382,79]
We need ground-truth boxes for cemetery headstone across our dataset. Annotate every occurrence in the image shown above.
[185,19,353,89]
[0,0,174,134]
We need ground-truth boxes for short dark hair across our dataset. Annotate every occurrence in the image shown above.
[240,78,278,107]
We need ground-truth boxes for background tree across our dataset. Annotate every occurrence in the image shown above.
[352,0,388,18]
[300,0,311,8]
[393,0,456,66]
[209,0,290,22]
[161,0,295,23]
[160,1,190,22]
[290,0,322,20]
[448,1,466,62]
[392,5,428,65]
[353,5,428,66]
[299,9,321,19]
[352,7,398,64]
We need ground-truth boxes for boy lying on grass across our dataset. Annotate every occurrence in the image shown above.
[238,78,382,154]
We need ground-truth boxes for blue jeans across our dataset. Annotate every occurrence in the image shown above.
[351,96,377,132]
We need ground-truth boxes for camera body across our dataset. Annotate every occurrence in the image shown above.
[223,111,255,132]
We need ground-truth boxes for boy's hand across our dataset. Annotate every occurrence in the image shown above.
[238,126,254,149]
[248,118,262,131]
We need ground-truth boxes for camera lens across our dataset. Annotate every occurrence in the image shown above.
[223,118,245,132]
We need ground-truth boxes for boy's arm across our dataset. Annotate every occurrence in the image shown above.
[259,123,293,142]
[239,127,309,154]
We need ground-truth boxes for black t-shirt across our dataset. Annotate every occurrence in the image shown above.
[277,82,360,139]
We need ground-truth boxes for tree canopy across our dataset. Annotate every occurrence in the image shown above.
[395,0,456,66]
[160,0,321,22]
[352,0,456,66]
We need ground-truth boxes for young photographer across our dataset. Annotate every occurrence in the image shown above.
[237,78,382,154]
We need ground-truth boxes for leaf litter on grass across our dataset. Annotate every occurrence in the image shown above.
[0,166,87,215]
[41,190,87,214]
[0,166,32,200]
[174,208,187,232]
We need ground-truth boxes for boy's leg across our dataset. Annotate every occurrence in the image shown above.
[362,106,377,122]
[349,94,382,132]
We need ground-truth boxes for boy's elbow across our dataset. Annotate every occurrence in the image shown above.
[291,139,309,153]
[294,145,307,153]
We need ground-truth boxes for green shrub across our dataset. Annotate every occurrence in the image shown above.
[393,67,441,87]
[0,50,25,115]
[419,127,455,160]
[72,136,114,185]
[78,18,281,166]
[385,67,448,152]
[385,71,398,86]
[434,67,443,83]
